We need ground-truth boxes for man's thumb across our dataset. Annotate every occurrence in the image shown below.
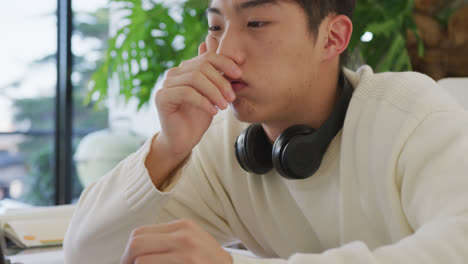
[198,42,208,56]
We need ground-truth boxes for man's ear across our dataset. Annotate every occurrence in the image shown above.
[322,15,353,61]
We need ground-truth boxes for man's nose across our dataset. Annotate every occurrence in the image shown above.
[216,28,246,66]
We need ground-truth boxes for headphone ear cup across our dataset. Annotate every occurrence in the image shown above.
[235,124,273,174]
[272,125,317,179]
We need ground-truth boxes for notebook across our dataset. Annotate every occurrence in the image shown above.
[0,204,74,251]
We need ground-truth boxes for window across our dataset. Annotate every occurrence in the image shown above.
[0,0,58,206]
[0,0,109,207]
[71,0,110,203]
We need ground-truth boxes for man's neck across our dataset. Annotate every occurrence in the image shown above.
[262,64,341,143]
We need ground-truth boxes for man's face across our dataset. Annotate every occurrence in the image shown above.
[207,0,326,125]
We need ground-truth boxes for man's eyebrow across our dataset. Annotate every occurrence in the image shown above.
[206,0,279,16]
[238,0,279,10]
[206,7,222,16]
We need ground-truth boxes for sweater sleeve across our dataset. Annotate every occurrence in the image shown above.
[230,109,468,263]
[63,137,172,263]
[64,135,236,264]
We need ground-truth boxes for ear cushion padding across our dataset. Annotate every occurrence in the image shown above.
[235,124,273,174]
[272,125,317,179]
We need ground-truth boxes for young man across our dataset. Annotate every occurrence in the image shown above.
[64,0,468,263]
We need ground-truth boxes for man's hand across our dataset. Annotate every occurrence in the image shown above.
[155,35,240,159]
[145,36,241,188]
[121,219,233,264]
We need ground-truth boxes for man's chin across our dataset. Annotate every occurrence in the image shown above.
[231,105,262,124]
[230,101,260,124]
[233,113,256,123]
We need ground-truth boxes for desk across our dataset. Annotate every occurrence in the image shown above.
[6,247,254,263]
[8,247,63,264]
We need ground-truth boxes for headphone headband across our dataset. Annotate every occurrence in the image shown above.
[272,72,354,179]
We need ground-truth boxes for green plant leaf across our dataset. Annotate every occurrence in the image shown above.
[349,0,423,72]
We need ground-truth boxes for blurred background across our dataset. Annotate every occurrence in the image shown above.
[0,0,467,208]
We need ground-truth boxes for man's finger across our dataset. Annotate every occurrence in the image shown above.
[206,34,219,52]
[133,252,179,264]
[199,41,208,56]
[163,71,229,109]
[201,63,236,102]
[132,219,200,237]
[157,86,218,116]
[176,53,241,80]
[122,234,175,264]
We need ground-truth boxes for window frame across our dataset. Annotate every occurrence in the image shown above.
[55,0,73,205]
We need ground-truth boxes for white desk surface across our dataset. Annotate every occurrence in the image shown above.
[8,247,63,264]
[5,247,255,263]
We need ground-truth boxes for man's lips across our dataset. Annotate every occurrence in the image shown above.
[228,78,248,93]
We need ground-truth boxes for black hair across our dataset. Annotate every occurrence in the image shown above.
[206,0,357,65]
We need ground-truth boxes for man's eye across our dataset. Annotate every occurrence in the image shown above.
[247,21,269,28]
[209,25,222,31]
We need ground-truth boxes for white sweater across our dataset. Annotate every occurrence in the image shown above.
[64,66,468,263]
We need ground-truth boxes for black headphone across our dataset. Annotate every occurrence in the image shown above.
[234,72,353,179]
